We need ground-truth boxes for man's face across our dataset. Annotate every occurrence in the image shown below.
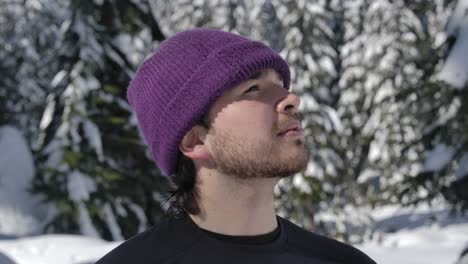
[204,68,309,179]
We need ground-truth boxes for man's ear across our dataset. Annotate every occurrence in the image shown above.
[179,125,211,160]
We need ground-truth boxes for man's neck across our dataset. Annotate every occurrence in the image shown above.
[189,171,279,236]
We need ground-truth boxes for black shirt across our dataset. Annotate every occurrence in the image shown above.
[200,220,280,245]
[95,213,376,264]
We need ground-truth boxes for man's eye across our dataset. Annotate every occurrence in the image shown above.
[244,85,259,94]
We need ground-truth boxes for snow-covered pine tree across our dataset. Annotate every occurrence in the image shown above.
[3,0,170,240]
[315,0,461,241]
[393,0,468,213]
[271,0,355,239]
[0,1,54,235]
[0,0,59,140]
[0,3,15,126]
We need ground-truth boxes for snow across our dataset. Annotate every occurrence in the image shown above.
[128,203,147,233]
[438,0,468,89]
[304,53,318,73]
[77,203,100,239]
[321,105,344,133]
[423,96,461,136]
[67,170,96,202]
[0,235,120,264]
[359,224,467,264]
[457,153,468,179]
[38,95,55,131]
[359,204,468,264]
[0,126,43,236]
[50,70,67,88]
[66,171,100,238]
[82,120,103,162]
[423,144,455,172]
[113,30,152,68]
[361,108,381,136]
[357,168,379,184]
[102,204,123,241]
[304,161,325,180]
[292,174,312,194]
[298,93,320,112]
[318,56,336,76]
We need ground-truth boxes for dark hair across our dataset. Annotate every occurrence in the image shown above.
[165,153,200,216]
[165,115,210,216]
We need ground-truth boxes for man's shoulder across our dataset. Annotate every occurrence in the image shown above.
[95,215,199,264]
[280,217,376,264]
[94,220,168,264]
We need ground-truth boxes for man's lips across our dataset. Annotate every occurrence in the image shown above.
[277,121,303,136]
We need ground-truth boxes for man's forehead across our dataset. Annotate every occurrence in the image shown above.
[210,68,284,110]
[218,68,284,99]
[218,69,276,98]
[247,68,284,82]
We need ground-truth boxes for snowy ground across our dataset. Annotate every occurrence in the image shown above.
[359,223,468,264]
[0,235,119,264]
[358,205,468,264]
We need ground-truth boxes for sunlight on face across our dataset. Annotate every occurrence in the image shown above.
[205,68,309,179]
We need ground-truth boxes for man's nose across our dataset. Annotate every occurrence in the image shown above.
[276,91,301,115]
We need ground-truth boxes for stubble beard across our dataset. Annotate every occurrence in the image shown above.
[209,127,310,180]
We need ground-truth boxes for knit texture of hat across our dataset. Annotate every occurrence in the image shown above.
[127,28,291,176]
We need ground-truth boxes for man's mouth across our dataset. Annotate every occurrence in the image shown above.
[277,121,304,136]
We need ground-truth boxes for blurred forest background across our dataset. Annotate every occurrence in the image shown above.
[1,0,468,261]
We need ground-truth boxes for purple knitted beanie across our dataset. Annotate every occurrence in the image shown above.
[127,28,291,176]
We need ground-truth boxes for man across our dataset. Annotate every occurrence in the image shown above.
[96,28,376,264]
